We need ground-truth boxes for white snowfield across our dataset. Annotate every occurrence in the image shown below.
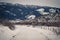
[0,25,60,40]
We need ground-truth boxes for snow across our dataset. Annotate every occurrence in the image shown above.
[49,8,56,13]
[27,15,36,19]
[20,12,23,15]
[9,20,23,23]
[36,8,49,15]
[1,6,6,8]
[0,25,60,40]
[5,10,16,16]
[5,10,10,13]
[36,8,45,12]
[18,9,22,11]
[41,12,49,15]
[10,13,16,16]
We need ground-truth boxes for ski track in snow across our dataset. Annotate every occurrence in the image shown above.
[0,25,60,40]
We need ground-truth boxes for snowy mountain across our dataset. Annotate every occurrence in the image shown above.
[0,2,60,30]
[0,2,60,40]
[0,2,60,20]
[0,2,40,20]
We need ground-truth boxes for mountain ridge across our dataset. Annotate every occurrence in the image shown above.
[0,2,60,20]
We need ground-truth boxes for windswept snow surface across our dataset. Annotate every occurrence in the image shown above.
[0,25,60,40]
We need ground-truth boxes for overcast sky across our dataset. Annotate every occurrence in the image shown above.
[0,0,60,8]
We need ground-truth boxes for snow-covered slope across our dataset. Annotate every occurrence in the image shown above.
[0,25,60,40]
[0,2,60,20]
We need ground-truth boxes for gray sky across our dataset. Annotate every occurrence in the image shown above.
[0,0,60,8]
